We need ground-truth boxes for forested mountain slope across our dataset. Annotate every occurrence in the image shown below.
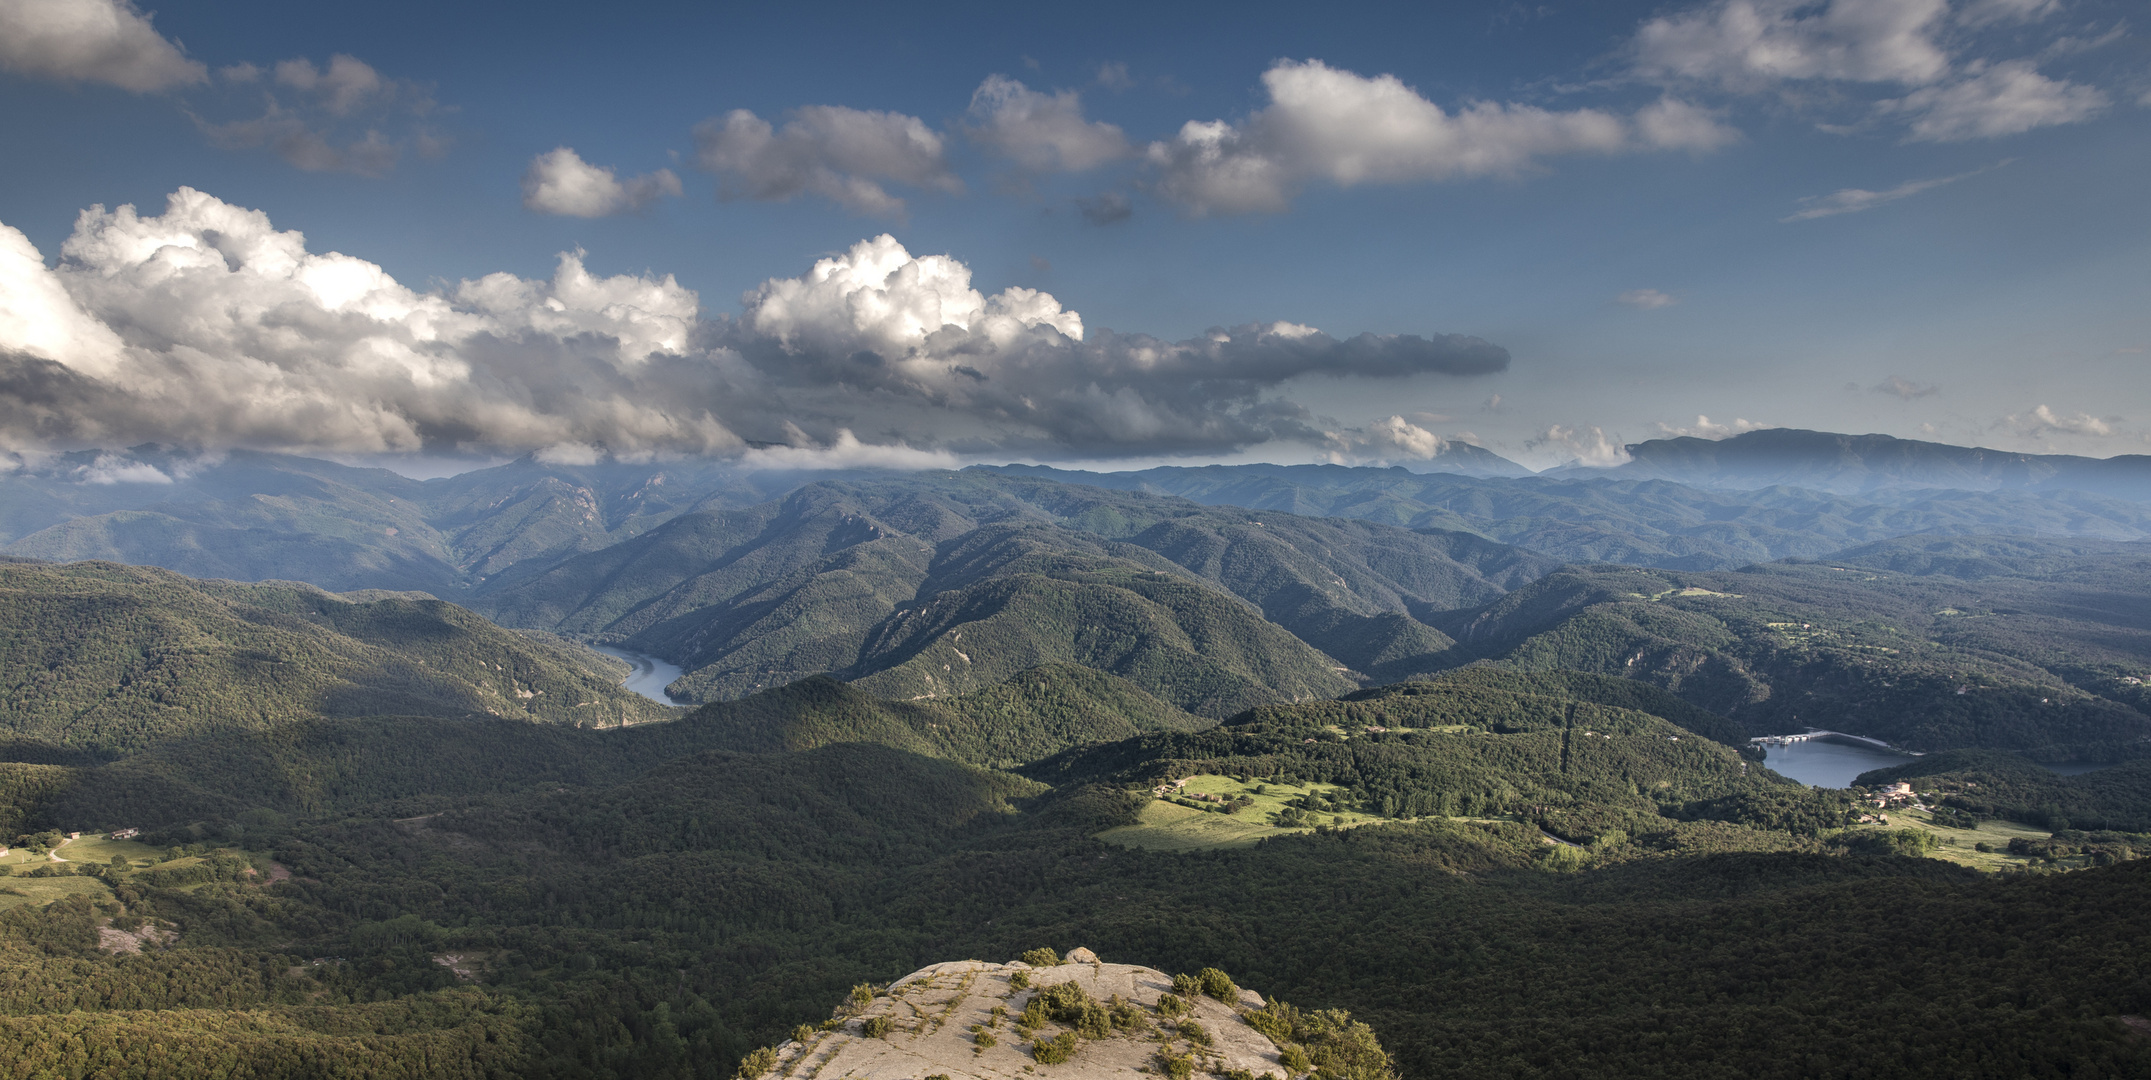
[471,472,1557,706]
[1418,539,2151,757]
[0,560,674,752]
[3,662,2145,1080]
[30,661,1204,828]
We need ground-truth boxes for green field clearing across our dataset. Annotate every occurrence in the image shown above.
[0,873,110,910]
[1096,775,1393,852]
[1847,810,2052,872]
[0,835,260,909]
[55,835,167,866]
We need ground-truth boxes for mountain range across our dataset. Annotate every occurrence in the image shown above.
[1,429,2149,1079]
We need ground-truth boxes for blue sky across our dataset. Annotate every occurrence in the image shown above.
[0,0,2145,472]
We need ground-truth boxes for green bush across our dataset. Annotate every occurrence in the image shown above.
[790,1024,813,1043]
[1107,994,1149,1032]
[1010,970,1031,990]
[850,983,875,1006]
[1180,1019,1213,1047]
[1198,967,1238,1001]
[1021,947,1063,967]
[736,1046,778,1079]
[1155,992,1189,1018]
[1299,1008,1393,1080]
[1172,972,1202,997]
[1834,828,1940,858]
[1158,1052,1194,1080]
[1246,1001,1301,1045]
[864,1015,894,1038]
[974,1030,998,1048]
[1033,1031,1078,1065]
[1279,1045,1312,1073]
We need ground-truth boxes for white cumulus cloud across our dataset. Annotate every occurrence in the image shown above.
[1527,424,1632,467]
[742,233,1084,361]
[693,105,960,218]
[521,147,682,217]
[2007,404,2116,438]
[0,0,207,92]
[0,189,1515,462]
[965,75,1131,172]
[1653,414,1770,439]
[1321,415,1449,464]
[1146,60,1735,215]
[0,188,732,457]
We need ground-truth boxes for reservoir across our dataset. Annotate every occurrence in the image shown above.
[1761,732,2119,788]
[589,645,688,706]
[1761,735,1919,789]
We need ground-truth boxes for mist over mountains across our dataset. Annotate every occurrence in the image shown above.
[7,428,2151,594]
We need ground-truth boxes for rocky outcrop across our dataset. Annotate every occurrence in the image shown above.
[746,955,1284,1080]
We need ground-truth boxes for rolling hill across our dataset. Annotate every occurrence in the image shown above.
[0,559,675,752]
[1416,539,2151,757]
[471,472,1557,707]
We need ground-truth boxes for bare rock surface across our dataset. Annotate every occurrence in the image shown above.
[750,956,1286,1080]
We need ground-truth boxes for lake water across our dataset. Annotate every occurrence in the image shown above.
[588,645,688,706]
[1762,735,2119,788]
[1761,737,1921,789]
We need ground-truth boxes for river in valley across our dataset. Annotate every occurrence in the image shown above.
[588,645,688,706]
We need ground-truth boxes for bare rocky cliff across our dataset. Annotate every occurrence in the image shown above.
[744,951,1304,1080]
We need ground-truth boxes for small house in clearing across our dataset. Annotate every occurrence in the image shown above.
[109,828,139,840]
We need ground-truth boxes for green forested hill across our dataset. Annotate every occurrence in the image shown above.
[29,662,1204,828]
[1855,750,2151,832]
[1022,667,1821,845]
[470,472,1551,706]
[674,663,1209,767]
[0,561,674,751]
[3,673,2143,1080]
[840,549,1357,716]
[1414,544,2151,757]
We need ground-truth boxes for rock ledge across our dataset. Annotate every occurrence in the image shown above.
[748,956,1284,1080]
